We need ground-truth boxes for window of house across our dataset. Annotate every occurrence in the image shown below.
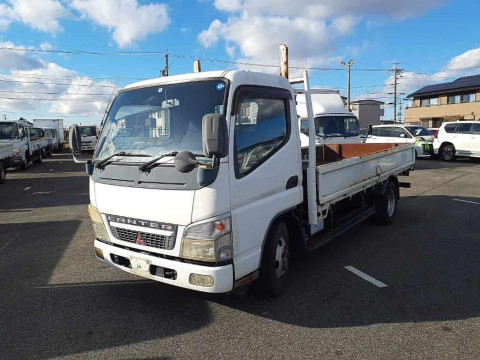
[234,93,289,177]
[421,98,438,106]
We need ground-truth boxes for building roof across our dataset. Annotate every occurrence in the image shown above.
[407,74,480,98]
[351,99,384,104]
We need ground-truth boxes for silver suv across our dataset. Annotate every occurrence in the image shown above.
[434,121,480,161]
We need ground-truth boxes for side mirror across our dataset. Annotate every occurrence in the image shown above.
[202,114,228,159]
[69,124,82,154]
[368,125,373,136]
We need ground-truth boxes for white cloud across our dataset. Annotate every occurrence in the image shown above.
[0,41,44,70]
[39,42,53,51]
[0,0,68,33]
[8,0,68,33]
[0,42,116,116]
[70,0,170,47]
[200,0,443,73]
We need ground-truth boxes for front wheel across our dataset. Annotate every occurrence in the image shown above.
[255,222,290,297]
[375,181,398,225]
[441,145,455,162]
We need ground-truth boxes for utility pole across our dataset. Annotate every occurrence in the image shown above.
[161,51,169,77]
[392,63,403,124]
[341,59,354,111]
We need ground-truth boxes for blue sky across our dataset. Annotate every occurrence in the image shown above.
[0,0,479,125]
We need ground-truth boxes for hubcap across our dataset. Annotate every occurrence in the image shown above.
[443,147,453,160]
[387,189,395,217]
[274,237,289,279]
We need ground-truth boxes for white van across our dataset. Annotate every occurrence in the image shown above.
[434,121,480,161]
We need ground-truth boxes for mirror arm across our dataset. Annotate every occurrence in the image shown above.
[71,151,88,164]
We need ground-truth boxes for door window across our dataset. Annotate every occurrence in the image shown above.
[234,94,289,177]
[472,124,480,134]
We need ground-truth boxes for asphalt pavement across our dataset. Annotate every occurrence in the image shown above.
[0,154,479,359]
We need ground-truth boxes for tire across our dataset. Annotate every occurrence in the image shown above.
[20,154,29,170]
[440,144,455,162]
[41,149,46,159]
[255,222,290,297]
[34,152,42,164]
[375,181,398,225]
[0,161,5,184]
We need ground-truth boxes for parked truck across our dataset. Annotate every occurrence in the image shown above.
[0,119,47,170]
[0,141,14,183]
[78,125,98,152]
[33,118,65,152]
[69,70,414,296]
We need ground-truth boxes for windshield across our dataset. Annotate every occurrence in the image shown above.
[95,79,227,161]
[314,116,359,137]
[79,126,97,137]
[44,129,55,138]
[0,122,19,140]
[405,126,430,137]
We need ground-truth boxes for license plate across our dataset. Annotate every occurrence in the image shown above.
[130,257,150,272]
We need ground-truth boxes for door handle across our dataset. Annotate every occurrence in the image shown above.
[286,176,299,190]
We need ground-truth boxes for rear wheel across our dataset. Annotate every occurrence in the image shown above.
[375,181,398,225]
[0,161,5,184]
[441,144,455,162]
[256,222,290,297]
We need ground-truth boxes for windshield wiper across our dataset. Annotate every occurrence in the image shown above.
[95,152,150,169]
[138,151,179,172]
[138,152,207,173]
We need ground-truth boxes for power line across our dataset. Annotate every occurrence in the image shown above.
[0,78,117,87]
[0,89,113,96]
[0,46,392,72]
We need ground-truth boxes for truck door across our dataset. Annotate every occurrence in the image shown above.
[229,86,301,280]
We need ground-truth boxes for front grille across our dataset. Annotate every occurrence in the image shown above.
[110,226,175,250]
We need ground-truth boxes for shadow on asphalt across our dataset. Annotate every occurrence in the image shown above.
[212,194,480,328]
[0,220,211,359]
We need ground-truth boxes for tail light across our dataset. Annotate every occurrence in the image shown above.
[433,130,438,138]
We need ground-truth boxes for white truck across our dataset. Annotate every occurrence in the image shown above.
[0,141,15,183]
[33,118,65,152]
[297,90,362,148]
[69,70,414,296]
[0,119,46,170]
[78,125,98,152]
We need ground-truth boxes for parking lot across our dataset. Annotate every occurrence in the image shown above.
[1,154,479,359]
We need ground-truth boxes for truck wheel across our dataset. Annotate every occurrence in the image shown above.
[34,152,42,164]
[20,155,29,170]
[256,222,290,297]
[41,149,46,159]
[0,161,5,184]
[441,144,455,162]
[375,181,398,225]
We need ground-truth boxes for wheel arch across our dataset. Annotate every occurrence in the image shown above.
[258,208,305,268]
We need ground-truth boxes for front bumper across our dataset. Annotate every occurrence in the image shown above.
[11,155,23,165]
[94,240,234,293]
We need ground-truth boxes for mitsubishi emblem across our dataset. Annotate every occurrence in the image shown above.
[136,233,146,246]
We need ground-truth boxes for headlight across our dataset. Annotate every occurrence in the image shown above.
[14,149,22,155]
[88,204,110,242]
[181,216,232,262]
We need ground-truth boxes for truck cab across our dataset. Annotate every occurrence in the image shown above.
[79,125,98,152]
[70,70,414,296]
[297,91,361,148]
